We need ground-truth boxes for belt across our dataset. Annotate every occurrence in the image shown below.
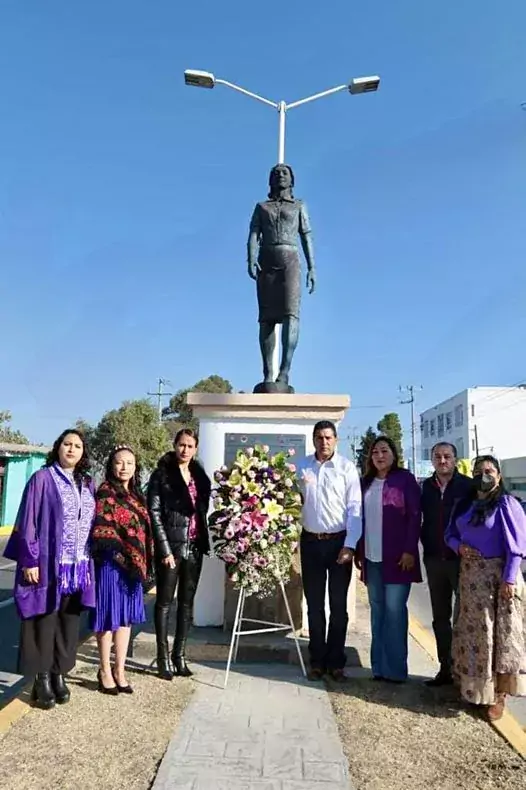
[303,530,346,541]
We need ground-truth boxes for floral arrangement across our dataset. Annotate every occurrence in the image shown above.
[209,444,302,597]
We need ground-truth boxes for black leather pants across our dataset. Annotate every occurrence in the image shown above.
[154,545,203,659]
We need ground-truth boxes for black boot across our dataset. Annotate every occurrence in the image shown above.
[31,673,56,710]
[154,602,174,681]
[172,602,194,677]
[51,673,71,704]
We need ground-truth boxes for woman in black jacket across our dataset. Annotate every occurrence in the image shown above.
[147,428,211,679]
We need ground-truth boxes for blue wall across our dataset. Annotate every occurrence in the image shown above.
[1,454,46,526]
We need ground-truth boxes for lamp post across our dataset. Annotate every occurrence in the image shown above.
[184,70,380,164]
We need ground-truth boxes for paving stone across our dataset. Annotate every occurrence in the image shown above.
[303,760,348,783]
[262,743,303,779]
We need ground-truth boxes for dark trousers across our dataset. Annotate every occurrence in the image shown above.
[300,531,352,670]
[18,594,82,676]
[154,546,203,658]
[424,557,459,672]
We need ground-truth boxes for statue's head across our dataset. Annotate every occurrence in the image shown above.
[268,163,295,198]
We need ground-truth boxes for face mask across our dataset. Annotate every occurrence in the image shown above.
[473,473,497,493]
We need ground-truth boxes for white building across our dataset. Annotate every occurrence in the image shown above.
[420,386,526,462]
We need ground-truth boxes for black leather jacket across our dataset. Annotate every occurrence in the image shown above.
[147,453,211,561]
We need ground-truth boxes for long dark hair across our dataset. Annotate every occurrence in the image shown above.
[467,454,507,525]
[364,435,402,481]
[45,428,91,482]
[174,427,199,448]
[105,445,145,503]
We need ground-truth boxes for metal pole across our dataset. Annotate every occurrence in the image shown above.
[410,395,416,475]
[278,101,286,163]
[474,424,479,456]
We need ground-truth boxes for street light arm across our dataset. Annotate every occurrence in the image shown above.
[215,79,278,109]
[286,84,349,111]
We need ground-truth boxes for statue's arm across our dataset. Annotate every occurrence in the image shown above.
[247,204,261,279]
[299,202,316,293]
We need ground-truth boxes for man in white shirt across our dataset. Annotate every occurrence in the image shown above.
[297,420,362,681]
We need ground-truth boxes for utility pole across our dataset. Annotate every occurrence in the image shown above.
[399,385,423,474]
[473,423,479,456]
[148,378,173,425]
[346,427,360,462]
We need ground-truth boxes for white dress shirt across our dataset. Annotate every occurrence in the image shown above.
[364,478,384,562]
[297,452,363,550]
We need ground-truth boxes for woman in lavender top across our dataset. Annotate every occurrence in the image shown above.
[446,455,526,720]
[3,429,96,710]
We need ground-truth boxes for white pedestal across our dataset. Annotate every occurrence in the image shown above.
[188,393,355,632]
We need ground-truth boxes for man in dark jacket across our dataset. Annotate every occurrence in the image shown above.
[421,442,473,686]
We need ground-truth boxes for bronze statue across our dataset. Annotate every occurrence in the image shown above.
[247,164,316,393]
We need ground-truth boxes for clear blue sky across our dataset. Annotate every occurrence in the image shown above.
[1,1,525,450]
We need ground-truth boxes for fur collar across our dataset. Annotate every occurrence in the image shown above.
[155,452,211,503]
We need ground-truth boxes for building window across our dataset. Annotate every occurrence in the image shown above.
[430,419,436,437]
[472,438,475,451]
[454,405,463,427]
[423,448,430,461]
[471,404,475,417]
[437,414,444,437]
[423,420,429,439]
[446,412,452,431]
[456,438,464,458]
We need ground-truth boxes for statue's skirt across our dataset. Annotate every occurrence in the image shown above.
[257,244,300,324]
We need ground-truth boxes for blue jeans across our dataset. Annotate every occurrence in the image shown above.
[366,560,411,681]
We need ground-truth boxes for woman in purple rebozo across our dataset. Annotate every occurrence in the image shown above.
[3,429,96,710]
[446,454,526,721]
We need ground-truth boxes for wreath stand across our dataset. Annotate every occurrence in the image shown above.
[223,576,307,689]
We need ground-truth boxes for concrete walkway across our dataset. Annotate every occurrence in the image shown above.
[152,663,352,790]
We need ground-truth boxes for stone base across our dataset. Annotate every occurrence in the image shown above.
[186,392,352,631]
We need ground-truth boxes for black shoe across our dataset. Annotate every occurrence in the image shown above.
[157,655,174,681]
[31,673,56,710]
[51,673,71,704]
[97,669,119,696]
[172,656,193,677]
[425,669,453,688]
[372,675,385,681]
[328,668,347,682]
[307,667,325,681]
[112,669,133,694]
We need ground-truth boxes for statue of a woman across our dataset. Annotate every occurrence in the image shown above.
[247,164,316,393]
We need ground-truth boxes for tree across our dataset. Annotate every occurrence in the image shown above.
[164,374,233,435]
[82,400,171,470]
[356,426,377,476]
[376,412,404,463]
[0,411,29,444]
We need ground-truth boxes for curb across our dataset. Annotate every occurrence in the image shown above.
[0,526,13,537]
[407,612,526,759]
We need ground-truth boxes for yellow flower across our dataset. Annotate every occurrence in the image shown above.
[261,500,284,521]
[228,470,242,487]
[236,454,256,474]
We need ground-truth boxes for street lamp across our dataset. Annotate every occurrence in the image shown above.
[183,69,380,163]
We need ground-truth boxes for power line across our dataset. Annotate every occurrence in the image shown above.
[147,378,173,425]
[399,384,423,474]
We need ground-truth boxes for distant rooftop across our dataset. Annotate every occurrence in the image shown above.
[0,442,50,456]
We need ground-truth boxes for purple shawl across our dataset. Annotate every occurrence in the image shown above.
[3,468,96,619]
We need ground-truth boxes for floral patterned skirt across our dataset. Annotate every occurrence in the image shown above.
[452,556,526,705]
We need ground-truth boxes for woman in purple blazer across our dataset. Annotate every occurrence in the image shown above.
[356,436,422,683]
[3,429,96,709]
